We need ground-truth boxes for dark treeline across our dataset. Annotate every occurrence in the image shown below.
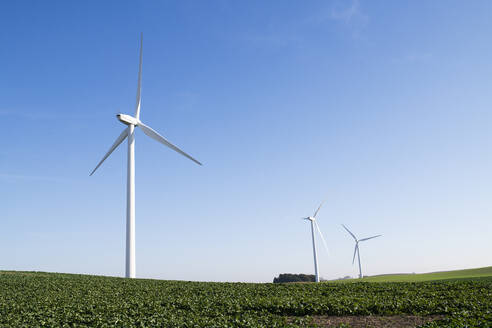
[273,273,315,283]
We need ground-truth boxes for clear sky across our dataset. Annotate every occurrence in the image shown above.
[1,1,491,282]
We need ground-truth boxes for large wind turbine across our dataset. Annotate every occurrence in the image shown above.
[342,224,381,279]
[302,202,329,282]
[90,34,202,278]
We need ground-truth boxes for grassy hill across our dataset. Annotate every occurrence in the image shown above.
[346,266,492,282]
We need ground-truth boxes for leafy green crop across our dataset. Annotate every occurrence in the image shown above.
[0,271,490,327]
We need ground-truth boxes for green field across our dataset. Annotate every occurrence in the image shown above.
[352,266,492,283]
[0,270,491,327]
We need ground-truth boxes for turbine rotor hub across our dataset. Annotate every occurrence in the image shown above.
[117,114,139,126]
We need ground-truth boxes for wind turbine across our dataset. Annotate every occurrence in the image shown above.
[342,224,381,279]
[90,33,202,279]
[302,202,330,283]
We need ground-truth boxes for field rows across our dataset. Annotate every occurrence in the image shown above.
[0,272,490,327]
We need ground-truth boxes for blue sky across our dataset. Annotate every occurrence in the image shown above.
[1,1,491,282]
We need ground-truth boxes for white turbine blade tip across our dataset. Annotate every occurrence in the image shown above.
[314,221,329,255]
[138,121,202,166]
[353,245,356,264]
[313,201,325,218]
[342,224,357,241]
[352,244,358,265]
[359,234,382,242]
[89,128,129,176]
[135,33,143,120]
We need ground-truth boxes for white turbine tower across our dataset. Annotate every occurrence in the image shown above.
[302,202,329,283]
[342,224,381,279]
[90,34,202,279]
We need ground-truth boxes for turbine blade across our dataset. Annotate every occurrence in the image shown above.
[313,201,324,218]
[314,220,329,255]
[342,224,357,241]
[352,244,358,265]
[135,33,143,120]
[359,234,382,242]
[138,121,202,166]
[89,128,129,176]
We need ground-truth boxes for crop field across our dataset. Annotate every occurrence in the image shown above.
[0,271,491,327]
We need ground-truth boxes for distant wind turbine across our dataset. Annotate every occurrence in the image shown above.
[302,202,330,282]
[342,224,381,279]
[90,33,202,278]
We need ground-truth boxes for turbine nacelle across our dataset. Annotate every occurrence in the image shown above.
[117,114,139,126]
